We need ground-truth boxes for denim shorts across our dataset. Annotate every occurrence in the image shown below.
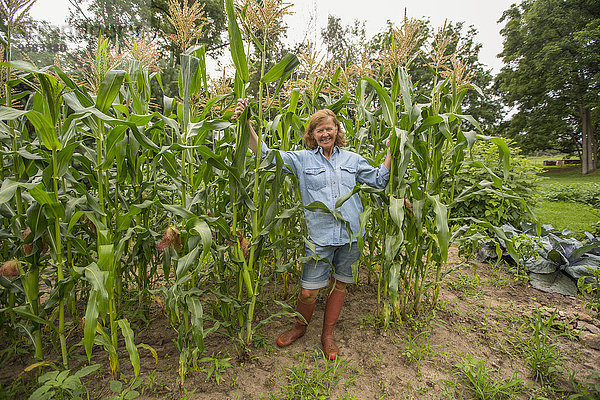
[300,242,361,289]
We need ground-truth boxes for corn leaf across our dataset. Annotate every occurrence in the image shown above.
[363,77,395,127]
[176,247,199,279]
[83,290,100,361]
[117,319,141,378]
[26,110,61,151]
[0,180,37,204]
[96,70,125,113]
[427,194,449,262]
[225,0,248,82]
[0,105,28,120]
[186,296,205,351]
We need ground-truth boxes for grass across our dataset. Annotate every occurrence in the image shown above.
[530,162,600,235]
[446,270,483,298]
[540,166,600,184]
[523,310,566,386]
[535,201,599,234]
[442,354,524,399]
[268,350,359,400]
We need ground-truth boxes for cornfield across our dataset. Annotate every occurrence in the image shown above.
[0,0,509,389]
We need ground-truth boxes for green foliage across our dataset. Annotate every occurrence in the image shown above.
[535,200,599,237]
[400,330,435,371]
[568,370,600,400]
[446,269,483,298]
[446,354,524,399]
[511,232,543,280]
[539,183,600,208]
[524,310,566,386]
[0,2,515,397]
[451,139,540,227]
[106,378,142,400]
[577,266,600,317]
[199,353,233,384]
[277,351,359,400]
[321,16,367,66]
[364,20,503,132]
[28,365,101,400]
[473,223,600,294]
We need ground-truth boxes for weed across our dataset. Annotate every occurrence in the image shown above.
[577,267,600,318]
[277,350,359,400]
[510,232,543,281]
[139,371,157,396]
[446,269,482,298]
[360,314,379,331]
[0,376,28,399]
[29,364,101,400]
[399,330,436,372]
[523,310,566,386]
[252,331,275,354]
[179,387,197,400]
[452,354,524,399]
[487,262,511,288]
[568,370,600,399]
[199,353,233,384]
[106,377,143,400]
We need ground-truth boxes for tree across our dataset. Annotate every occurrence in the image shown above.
[12,20,68,68]
[496,0,600,173]
[67,0,152,47]
[66,0,227,97]
[321,15,366,66]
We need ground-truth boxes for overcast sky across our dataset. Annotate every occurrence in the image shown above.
[30,0,519,73]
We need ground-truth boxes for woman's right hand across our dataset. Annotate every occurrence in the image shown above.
[233,98,247,120]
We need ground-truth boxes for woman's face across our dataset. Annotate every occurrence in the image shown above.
[313,117,338,153]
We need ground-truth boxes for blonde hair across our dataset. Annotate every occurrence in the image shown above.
[303,109,346,150]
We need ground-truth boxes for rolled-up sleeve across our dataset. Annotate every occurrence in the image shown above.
[355,157,390,189]
[259,141,297,175]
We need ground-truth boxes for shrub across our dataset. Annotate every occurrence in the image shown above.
[450,139,541,227]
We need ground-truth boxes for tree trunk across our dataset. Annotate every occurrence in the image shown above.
[580,106,596,175]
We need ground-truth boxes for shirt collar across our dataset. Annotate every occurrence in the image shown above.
[314,145,340,155]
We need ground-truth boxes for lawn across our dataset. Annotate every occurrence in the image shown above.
[541,166,600,184]
[534,165,600,235]
[535,200,599,234]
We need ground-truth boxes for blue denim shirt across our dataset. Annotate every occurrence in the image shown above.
[262,143,390,246]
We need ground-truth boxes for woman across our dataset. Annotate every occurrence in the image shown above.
[234,99,391,359]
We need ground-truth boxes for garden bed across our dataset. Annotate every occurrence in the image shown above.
[3,247,599,399]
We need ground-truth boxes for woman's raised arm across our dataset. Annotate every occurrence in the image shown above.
[233,98,260,155]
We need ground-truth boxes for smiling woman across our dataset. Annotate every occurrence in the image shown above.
[234,98,392,359]
[303,108,345,159]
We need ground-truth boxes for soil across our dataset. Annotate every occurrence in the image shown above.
[2,246,600,399]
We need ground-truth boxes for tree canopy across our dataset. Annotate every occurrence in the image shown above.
[496,0,600,172]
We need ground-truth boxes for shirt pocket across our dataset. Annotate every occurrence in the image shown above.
[340,166,357,189]
[304,167,327,191]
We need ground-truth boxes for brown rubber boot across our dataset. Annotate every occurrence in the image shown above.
[321,287,346,360]
[276,297,316,347]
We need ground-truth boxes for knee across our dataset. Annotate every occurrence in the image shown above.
[333,281,347,292]
[299,288,319,303]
